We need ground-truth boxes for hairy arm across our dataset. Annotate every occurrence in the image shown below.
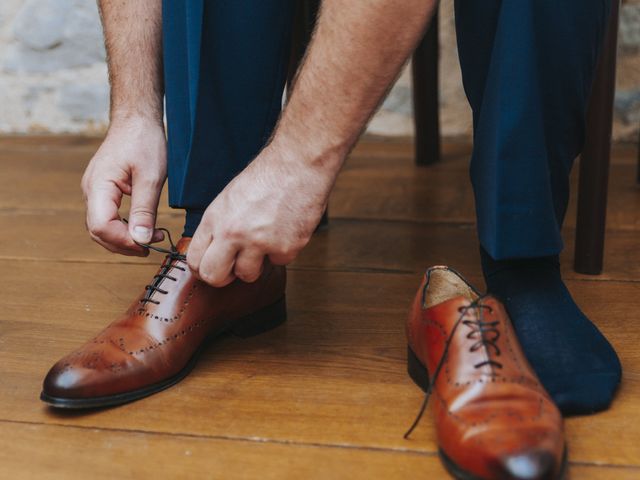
[188,0,438,285]
[82,0,166,256]
[99,0,164,124]
[276,0,437,168]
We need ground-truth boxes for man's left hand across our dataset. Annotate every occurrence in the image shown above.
[187,144,335,287]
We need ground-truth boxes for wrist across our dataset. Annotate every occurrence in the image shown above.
[268,131,347,176]
[109,108,164,130]
[108,112,165,134]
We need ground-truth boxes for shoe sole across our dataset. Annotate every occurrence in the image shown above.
[407,346,568,480]
[40,296,287,409]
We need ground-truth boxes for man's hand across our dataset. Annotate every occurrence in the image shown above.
[187,0,436,286]
[84,0,164,256]
[81,119,167,256]
[187,143,335,286]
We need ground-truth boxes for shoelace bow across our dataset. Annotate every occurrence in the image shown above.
[122,219,187,305]
[403,296,503,439]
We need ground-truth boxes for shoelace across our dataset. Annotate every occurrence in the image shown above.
[403,296,502,439]
[122,219,187,305]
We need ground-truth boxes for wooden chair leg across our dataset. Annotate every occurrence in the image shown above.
[412,7,440,166]
[574,0,620,275]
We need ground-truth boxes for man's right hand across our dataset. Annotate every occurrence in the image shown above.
[81,118,167,256]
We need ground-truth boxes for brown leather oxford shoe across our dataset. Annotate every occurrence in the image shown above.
[41,237,286,408]
[405,266,566,480]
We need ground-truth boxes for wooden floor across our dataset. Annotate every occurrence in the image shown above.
[1,136,639,479]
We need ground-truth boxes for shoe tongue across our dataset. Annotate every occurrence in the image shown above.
[175,237,191,254]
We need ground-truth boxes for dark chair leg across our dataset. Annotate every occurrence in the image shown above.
[574,0,620,275]
[287,0,320,93]
[317,210,329,230]
[412,7,440,166]
[637,126,640,184]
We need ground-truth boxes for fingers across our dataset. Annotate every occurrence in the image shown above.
[129,173,163,244]
[268,240,302,266]
[85,182,148,256]
[185,223,212,273]
[234,249,265,283]
[151,229,165,243]
[188,227,238,287]
[89,227,149,257]
[198,242,238,287]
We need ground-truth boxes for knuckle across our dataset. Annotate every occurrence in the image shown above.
[129,206,157,219]
[249,232,269,249]
[80,182,90,199]
[89,234,113,252]
[88,223,107,238]
[223,227,242,241]
[278,242,299,258]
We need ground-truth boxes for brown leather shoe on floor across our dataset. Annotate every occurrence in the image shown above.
[41,236,286,409]
[405,266,566,480]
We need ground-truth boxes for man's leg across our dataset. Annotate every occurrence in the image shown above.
[163,0,294,237]
[455,0,621,414]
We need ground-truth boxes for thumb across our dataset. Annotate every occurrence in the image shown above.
[129,176,163,244]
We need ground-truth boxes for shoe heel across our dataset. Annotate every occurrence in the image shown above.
[407,346,430,393]
[229,296,287,338]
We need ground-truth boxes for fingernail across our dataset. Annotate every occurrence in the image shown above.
[133,226,152,243]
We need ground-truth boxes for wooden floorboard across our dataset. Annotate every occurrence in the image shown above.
[0,421,637,480]
[1,135,639,479]
[1,261,639,468]
[0,421,443,480]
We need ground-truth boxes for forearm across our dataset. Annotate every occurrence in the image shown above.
[98,0,164,125]
[273,0,437,170]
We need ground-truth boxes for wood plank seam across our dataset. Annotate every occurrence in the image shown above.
[3,419,637,472]
[0,418,437,457]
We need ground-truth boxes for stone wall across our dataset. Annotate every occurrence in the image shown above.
[0,0,638,142]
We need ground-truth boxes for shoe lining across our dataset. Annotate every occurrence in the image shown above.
[423,268,478,308]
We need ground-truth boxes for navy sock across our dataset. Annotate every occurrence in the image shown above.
[480,247,621,415]
[183,208,206,238]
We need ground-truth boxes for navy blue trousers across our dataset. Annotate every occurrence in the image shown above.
[163,0,610,260]
[163,0,294,235]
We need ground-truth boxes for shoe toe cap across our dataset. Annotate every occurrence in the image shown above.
[42,349,132,401]
[42,362,92,399]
